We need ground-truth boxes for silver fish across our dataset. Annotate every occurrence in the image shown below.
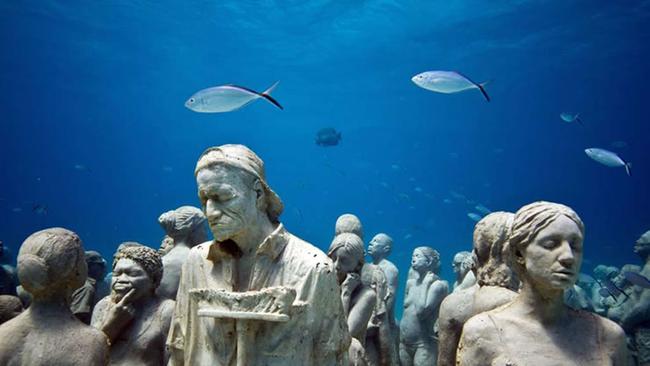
[560,113,583,125]
[411,71,490,101]
[584,148,631,176]
[623,271,650,289]
[185,81,283,113]
[475,204,491,215]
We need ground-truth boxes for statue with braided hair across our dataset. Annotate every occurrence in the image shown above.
[457,201,627,366]
[91,243,174,366]
[157,206,208,299]
[0,227,109,365]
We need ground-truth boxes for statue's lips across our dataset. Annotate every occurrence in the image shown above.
[113,283,132,291]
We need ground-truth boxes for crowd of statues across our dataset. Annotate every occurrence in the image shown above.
[0,143,646,365]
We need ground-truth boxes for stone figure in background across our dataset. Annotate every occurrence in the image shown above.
[71,250,108,324]
[367,233,400,366]
[593,264,621,315]
[335,213,364,240]
[437,212,518,366]
[328,233,377,365]
[92,244,174,366]
[457,202,627,366]
[451,251,476,292]
[159,235,175,256]
[0,228,109,365]
[167,144,349,365]
[0,295,23,325]
[616,231,650,366]
[400,246,448,366]
[0,240,18,296]
[157,205,208,300]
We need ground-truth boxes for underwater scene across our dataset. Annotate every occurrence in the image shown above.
[1,1,649,365]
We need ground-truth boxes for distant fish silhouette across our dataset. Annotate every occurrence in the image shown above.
[185,81,282,113]
[315,128,342,147]
[623,271,650,289]
[32,204,47,215]
[560,112,583,126]
[467,213,482,222]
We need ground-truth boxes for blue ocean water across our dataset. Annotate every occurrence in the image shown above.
[1,1,648,319]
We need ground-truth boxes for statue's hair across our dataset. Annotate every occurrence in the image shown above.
[472,211,518,289]
[414,246,440,275]
[17,228,86,298]
[335,214,364,241]
[158,205,207,247]
[328,233,365,273]
[113,244,163,289]
[509,201,584,279]
[454,251,474,272]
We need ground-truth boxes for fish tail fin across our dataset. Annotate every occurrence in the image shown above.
[260,81,283,110]
[477,82,490,102]
[625,161,632,176]
[575,113,584,126]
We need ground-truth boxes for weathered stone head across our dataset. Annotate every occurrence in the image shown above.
[85,251,107,282]
[509,201,584,291]
[634,230,650,261]
[473,211,517,289]
[158,235,174,256]
[328,233,365,283]
[368,233,393,261]
[17,228,87,300]
[158,206,208,247]
[411,246,440,275]
[0,295,23,325]
[335,214,364,241]
[195,144,283,243]
[111,244,163,303]
[452,251,473,278]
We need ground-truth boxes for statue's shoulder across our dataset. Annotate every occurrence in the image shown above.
[462,310,501,341]
[284,232,331,266]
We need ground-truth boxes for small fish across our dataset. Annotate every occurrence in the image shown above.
[442,198,452,204]
[610,141,628,149]
[411,71,490,102]
[414,187,423,193]
[162,166,174,173]
[467,213,482,222]
[398,193,411,201]
[185,81,282,113]
[73,164,88,171]
[584,148,631,176]
[315,128,342,147]
[475,204,491,215]
[11,207,22,213]
[560,113,583,126]
[379,182,390,189]
[623,271,650,289]
[403,233,413,240]
[32,204,47,215]
[391,164,400,170]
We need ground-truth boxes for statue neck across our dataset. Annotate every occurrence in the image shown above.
[514,281,567,323]
[232,216,276,257]
[371,255,385,265]
[29,295,73,319]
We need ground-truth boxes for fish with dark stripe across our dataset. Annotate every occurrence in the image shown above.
[185,81,283,113]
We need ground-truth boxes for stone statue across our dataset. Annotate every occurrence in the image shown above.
[366,233,400,366]
[71,250,108,324]
[400,246,448,366]
[457,202,627,365]
[0,295,23,325]
[437,212,518,366]
[167,144,349,366]
[91,243,174,366]
[0,240,18,296]
[593,264,621,315]
[328,233,376,365]
[451,251,476,292]
[0,228,109,365]
[157,205,208,300]
[158,235,175,256]
[615,231,650,365]
[335,213,364,240]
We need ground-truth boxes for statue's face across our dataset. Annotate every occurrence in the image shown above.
[197,166,258,242]
[634,241,650,260]
[452,254,465,275]
[411,249,430,272]
[523,215,583,291]
[112,258,153,303]
[368,235,389,258]
[330,247,359,283]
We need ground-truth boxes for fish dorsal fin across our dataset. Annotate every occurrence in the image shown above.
[262,81,280,95]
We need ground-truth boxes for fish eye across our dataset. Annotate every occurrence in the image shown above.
[189,98,195,103]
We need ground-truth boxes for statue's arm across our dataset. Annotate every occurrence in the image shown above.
[347,288,376,340]
[423,281,449,315]
[160,300,176,365]
[167,252,200,366]
[436,297,461,366]
[619,290,650,331]
[456,314,498,366]
[385,266,399,312]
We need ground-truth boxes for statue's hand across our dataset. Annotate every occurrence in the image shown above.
[341,273,361,296]
[102,289,136,340]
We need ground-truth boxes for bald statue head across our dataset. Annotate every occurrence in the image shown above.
[335,214,364,241]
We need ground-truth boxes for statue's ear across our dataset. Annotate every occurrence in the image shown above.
[253,179,265,207]
[514,248,525,264]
